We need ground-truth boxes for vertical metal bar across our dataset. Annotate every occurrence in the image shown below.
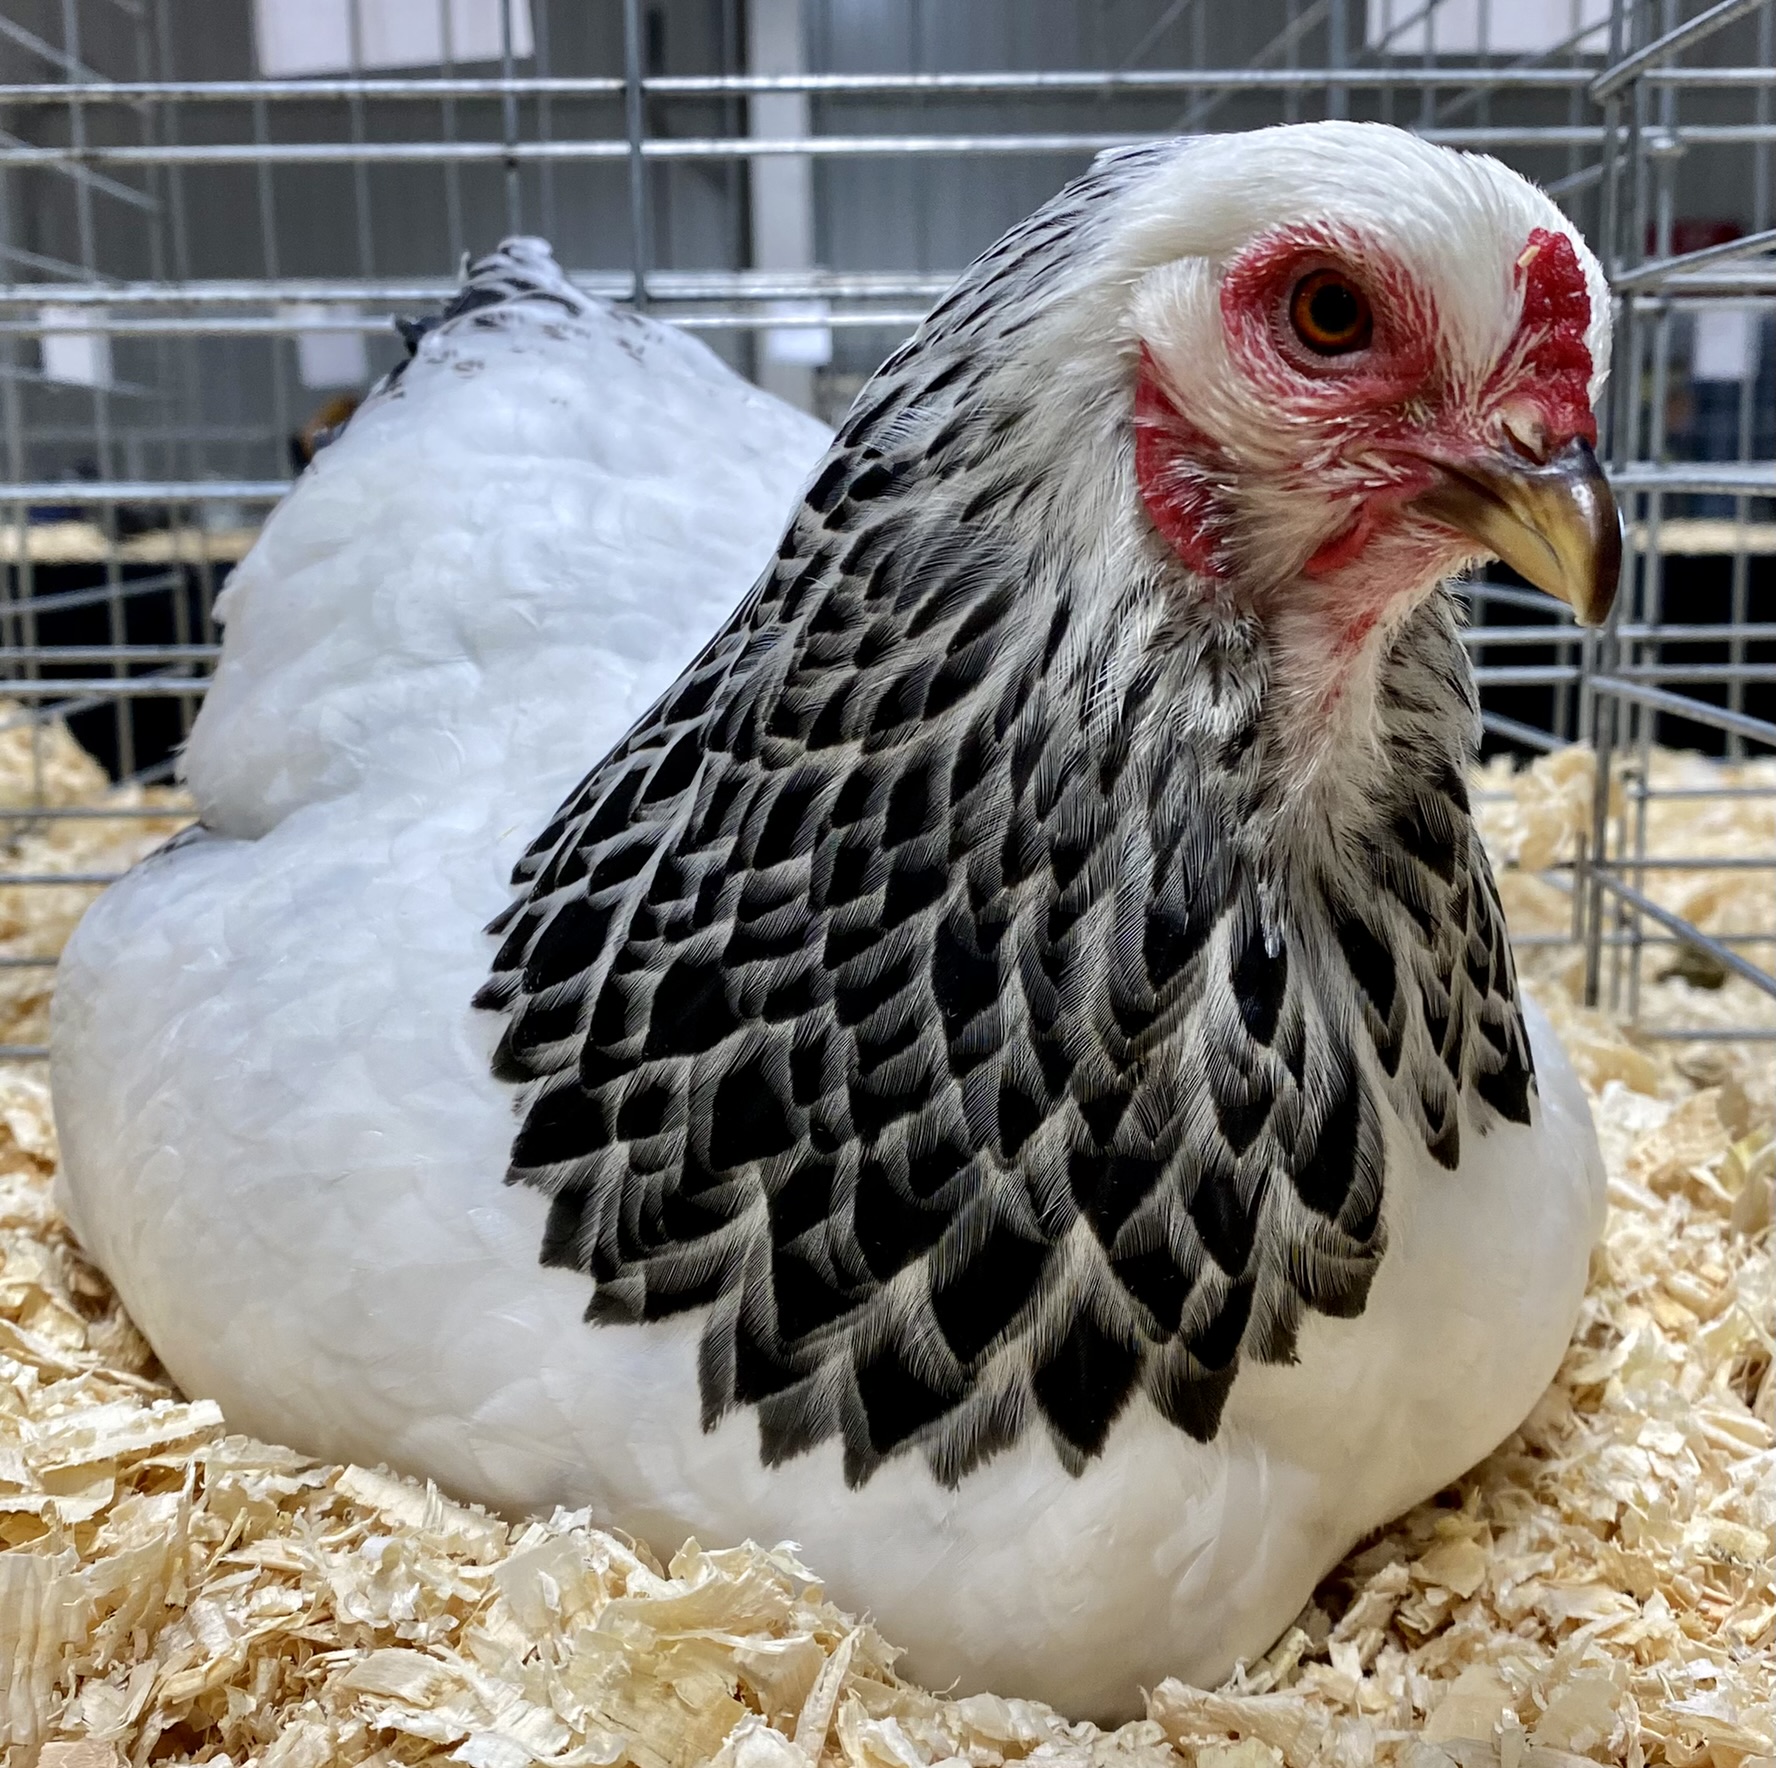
[1284,0,1302,125]
[1552,0,1581,747]
[439,0,467,267]
[133,0,197,749]
[0,81,35,796]
[62,0,133,781]
[240,8,284,741]
[345,0,377,282]
[623,0,652,308]
[1473,0,1491,147]
[1326,0,1349,120]
[500,0,522,235]
[721,0,745,284]
[533,0,557,246]
[156,0,213,652]
[1624,18,1681,1029]
[1723,0,1772,759]
[250,94,291,480]
[1584,0,1639,1011]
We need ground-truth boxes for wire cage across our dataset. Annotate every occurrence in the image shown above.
[0,0,1768,1063]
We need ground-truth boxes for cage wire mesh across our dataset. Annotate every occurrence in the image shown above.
[0,0,1767,1062]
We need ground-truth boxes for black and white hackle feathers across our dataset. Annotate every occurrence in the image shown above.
[479,145,1536,1488]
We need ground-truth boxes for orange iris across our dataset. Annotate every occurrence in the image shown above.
[1289,270,1373,355]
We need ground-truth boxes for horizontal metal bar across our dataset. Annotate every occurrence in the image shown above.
[833,124,1776,150]
[1641,64,1776,83]
[0,871,120,885]
[0,1045,48,1059]
[0,114,157,213]
[1620,785,1776,801]
[1616,622,1776,642]
[1613,225,1776,294]
[1613,663,1776,682]
[1462,625,1581,644]
[1472,665,1582,685]
[0,308,927,338]
[0,677,208,698]
[0,480,286,502]
[0,269,954,308]
[0,644,217,664]
[1589,677,1776,745]
[0,67,1768,105]
[1589,868,1776,1000]
[1603,856,1775,871]
[647,65,1774,95]
[0,139,631,168]
[1584,929,1776,947]
[1612,464,1776,496]
[1466,621,1776,645]
[1475,661,1776,686]
[0,315,424,337]
[0,125,1668,171]
[0,804,191,820]
[1590,0,1773,102]
[1636,267,1776,298]
[649,68,1598,97]
[0,76,627,103]
[677,311,921,333]
[1633,1027,1776,1042]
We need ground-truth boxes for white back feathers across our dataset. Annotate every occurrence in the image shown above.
[185,240,829,839]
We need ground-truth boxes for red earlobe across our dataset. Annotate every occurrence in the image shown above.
[1134,347,1230,578]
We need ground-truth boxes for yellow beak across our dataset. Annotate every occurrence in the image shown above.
[1408,436,1621,626]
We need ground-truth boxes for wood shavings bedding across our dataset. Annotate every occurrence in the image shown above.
[0,739,1770,1768]
[1475,747,1776,1134]
[0,701,191,1053]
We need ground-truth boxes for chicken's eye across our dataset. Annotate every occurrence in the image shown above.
[1289,271,1373,355]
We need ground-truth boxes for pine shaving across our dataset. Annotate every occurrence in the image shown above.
[0,737,1769,1766]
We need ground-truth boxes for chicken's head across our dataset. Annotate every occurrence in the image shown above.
[1030,124,1617,704]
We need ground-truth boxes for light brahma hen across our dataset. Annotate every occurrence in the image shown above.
[54,122,1617,1719]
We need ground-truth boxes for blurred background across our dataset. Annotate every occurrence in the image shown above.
[0,0,1766,1047]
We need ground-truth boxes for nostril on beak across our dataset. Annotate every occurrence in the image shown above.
[1499,402,1550,464]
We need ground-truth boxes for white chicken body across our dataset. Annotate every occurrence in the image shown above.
[54,134,1608,1720]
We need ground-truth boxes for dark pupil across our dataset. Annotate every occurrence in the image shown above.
[1309,282,1360,336]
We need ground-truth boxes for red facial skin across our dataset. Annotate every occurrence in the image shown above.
[1134,223,1596,627]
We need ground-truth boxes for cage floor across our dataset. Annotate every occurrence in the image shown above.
[0,740,1770,1768]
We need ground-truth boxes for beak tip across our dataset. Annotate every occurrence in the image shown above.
[1411,434,1621,628]
[1574,487,1623,628]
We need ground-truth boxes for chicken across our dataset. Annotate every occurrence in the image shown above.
[53,124,1615,1720]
